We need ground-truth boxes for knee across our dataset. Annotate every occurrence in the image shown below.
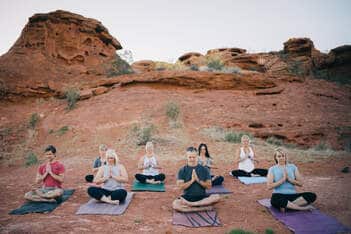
[159,173,166,180]
[211,194,221,202]
[304,192,317,203]
[172,199,181,210]
[218,176,224,182]
[87,187,96,196]
[85,175,94,183]
[24,191,32,199]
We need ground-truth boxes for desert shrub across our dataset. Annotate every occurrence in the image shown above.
[227,229,254,234]
[222,66,242,74]
[312,141,331,151]
[25,152,38,166]
[131,124,156,145]
[225,131,252,143]
[207,57,224,71]
[165,102,180,122]
[65,88,80,110]
[189,65,199,71]
[0,79,7,99]
[106,57,133,77]
[29,113,39,129]
[266,136,284,146]
[57,126,69,136]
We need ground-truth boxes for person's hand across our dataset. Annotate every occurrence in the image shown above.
[193,170,200,182]
[191,169,197,182]
[282,168,288,182]
[109,167,113,178]
[46,163,52,175]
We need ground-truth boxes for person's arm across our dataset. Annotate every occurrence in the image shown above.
[236,148,248,164]
[267,169,287,190]
[287,167,303,187]
[176,179,195,190]
[112,164,129,183]
[93,167,108,184]
[46,163,64,183]
[207,159,218,169]
[35,171,48,184]
[193,169,212,189]
[251,148,259,164]
[137,156,145,170]
[152,157,162,170]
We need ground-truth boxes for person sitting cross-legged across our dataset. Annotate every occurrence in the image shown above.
[87,149,128,205]
[172,146,221,212]
[24,145,65,202]
[135,141,166,184]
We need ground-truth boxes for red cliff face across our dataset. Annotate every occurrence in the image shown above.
[0,10,129,97]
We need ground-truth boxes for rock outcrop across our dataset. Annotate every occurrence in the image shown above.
[0,10,130,97]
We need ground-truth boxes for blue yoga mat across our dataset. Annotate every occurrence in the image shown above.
[9,189,75,215]
[238,176,267,184]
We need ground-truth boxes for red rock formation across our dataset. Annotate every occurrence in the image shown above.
[177,52,205,66]
[0,10,129,97]
[131,60,156,73]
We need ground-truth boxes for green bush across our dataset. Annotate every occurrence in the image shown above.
[57,126,69,136]
[265,229,275,234]
[106,57,133,77]
[207,57,224,71]
[29,113,39,129]
[227,229,254,234]
[313,141,331,151]
[25,152,38,166]
[131,124,156,145]
[266,136,283,146]
[166,102,180,122]
[224,131,252,143]
[65,88,80,110]
[190,65,199,71]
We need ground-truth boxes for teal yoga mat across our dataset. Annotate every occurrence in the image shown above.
[131,180,165,192]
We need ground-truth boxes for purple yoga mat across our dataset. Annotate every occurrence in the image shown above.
[76,192,134,215]
[258,198,350,234]
[172,210,221,227]
[206,185,232,195]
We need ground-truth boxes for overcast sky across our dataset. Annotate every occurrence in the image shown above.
[0,0,350,62]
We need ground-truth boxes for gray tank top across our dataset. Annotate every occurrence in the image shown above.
[101,165,124,191]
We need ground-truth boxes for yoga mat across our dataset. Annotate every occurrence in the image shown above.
[206,185,232,195]
[173,210,221,227]
[258,198,350,234]
[9,189,75,215]
[131,180,165,192]
[238,176,267,184]
[76,192,134,215]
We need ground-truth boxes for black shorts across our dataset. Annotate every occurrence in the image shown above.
[181,194,209,202]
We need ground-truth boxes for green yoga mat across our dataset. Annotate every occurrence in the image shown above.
[131,180,165,192]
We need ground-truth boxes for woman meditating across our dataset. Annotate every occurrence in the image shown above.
[230,135,268,177]
[267,148,317,212]
[198,143,224,186]
[135,141,165,184]
[87,149,128,205]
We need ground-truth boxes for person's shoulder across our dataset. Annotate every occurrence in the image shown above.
[197,164,209,172]
[268,165,278,171]
[287,163,297,169]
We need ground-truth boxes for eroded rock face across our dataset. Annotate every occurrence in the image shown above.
[177,52,206,66]
[0,10,128,97]
[131,60,156,73]
[283,38,314,57]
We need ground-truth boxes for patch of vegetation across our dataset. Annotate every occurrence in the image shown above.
[106,57,133,77]
[154,61,188,71]
[227,229,254,234]
[29,113,39,129]
[57,126,69,136]
[312,69,351,85]
[131,124,156,145]
[265,229,275,234]
[312,141,332,151]
[222,66,242,74]
[25,152,38,166]
[201,127,226,141]
[207,57,224,71]
[0,79,7,99]
[165,101,180,122]
[266,136,297,148]
[64,88,80,110]
[190,64,199,71]
[48,129,54,134]
[225,131,253,143]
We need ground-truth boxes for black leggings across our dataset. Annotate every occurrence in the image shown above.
[211,175,224,186]
[231,168,268,177]
[271,192,317,209]
[85,174,94,183]
[135,173,166,183]
[87,187,127,202]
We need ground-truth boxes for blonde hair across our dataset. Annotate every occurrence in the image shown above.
[241,135,251,144]
[106,149,119,165]
[145,141,154,151]
[274,148,287,164]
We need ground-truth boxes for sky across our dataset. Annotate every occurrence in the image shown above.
[0,0,350,62]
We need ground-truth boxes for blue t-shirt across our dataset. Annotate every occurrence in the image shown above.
[177,164,211,197]
[92,157,106,168]
[268,163,297,194]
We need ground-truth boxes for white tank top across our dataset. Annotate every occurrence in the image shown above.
[142,155,159,176]
[238,147,255,172]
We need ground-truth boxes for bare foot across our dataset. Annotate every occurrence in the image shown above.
[101,195,120,205]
